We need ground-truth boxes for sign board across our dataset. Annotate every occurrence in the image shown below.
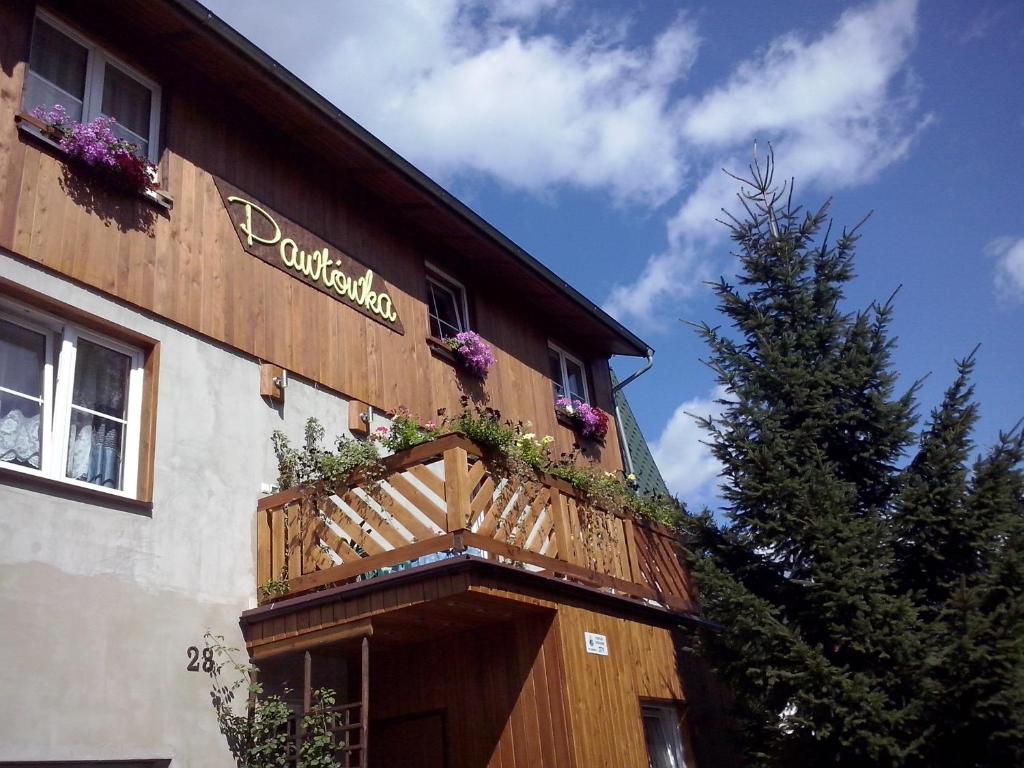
[584,632,609,656]
[215,177,404,334]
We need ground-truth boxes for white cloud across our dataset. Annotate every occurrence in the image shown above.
[651,386,728,507]
[988,236,1024,303]
[203,0,699,204]
[605,0,929,329]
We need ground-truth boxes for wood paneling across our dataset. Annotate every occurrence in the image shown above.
[242,564,695,768]
[0,1,630,473]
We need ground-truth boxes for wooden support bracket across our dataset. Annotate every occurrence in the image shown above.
[260,363,286,403]
[349,399,371,437]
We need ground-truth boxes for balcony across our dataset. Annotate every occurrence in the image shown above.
[254,433,695,614]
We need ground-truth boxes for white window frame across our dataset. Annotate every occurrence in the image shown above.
[549,342,589,404]
[25,9,162,165]
[0,300,145,498]
[640,702,691,768]
[425,261,470,339]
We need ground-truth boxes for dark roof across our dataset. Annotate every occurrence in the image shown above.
[142,0,652,358]
[612,370,671,498]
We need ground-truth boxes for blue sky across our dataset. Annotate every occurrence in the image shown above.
[204,0,1024,511]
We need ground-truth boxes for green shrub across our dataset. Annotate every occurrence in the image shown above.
[272,418,382,491]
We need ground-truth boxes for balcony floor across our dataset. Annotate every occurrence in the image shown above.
[240,555,702,661]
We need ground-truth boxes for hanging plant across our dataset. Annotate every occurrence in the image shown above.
[555,397,609,441]
[31,105,158,195]
[443,331,496,379]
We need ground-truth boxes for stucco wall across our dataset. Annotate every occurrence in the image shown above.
[0,251,384,765]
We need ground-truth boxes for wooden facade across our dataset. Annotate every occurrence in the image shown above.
[0,0,645,473]
[241,561,699,768]
[0,2,720,767]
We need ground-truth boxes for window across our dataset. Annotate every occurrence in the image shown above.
[425,264,469,340]
[641,703,691,768]
[0,302,144,497]
[23,11,161,163]
[548,343,589,403]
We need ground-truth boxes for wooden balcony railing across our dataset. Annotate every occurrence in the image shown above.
[256,434,696,612]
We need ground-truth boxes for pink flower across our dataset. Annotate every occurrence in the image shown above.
[444,331,496,379]
[555,398,608,440]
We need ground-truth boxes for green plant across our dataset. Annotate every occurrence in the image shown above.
[272,418,382,491]
[300,688,344,768]
[372,407,442,452]
[371,399,680,527]
[447,402,518,454]
[259,577,290,601]
[205,632,342,768]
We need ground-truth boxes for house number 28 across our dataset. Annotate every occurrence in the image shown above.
[186,646,215,673]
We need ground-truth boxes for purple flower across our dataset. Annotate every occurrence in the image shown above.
[555,398,609,440]
[30,107,156,194]
[444,331,496,379]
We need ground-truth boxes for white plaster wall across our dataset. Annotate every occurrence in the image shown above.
[0,252,378,766]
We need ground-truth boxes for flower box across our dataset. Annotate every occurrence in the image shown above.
[28,105,161,198]
[555,397,609,441]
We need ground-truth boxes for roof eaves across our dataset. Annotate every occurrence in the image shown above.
[167,0,652,358]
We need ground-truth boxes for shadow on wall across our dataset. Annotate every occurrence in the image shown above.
[675,631,744,768]
[59,165,162,235]
[368,614,556,768]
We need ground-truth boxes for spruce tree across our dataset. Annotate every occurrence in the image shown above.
[685,153,926,766]
[892,351,980,609]
[921,428,1024,768]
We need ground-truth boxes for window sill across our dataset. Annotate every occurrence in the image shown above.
[555,410,577,429]
[555,408,607,445]
[15,112,173,211]
[0,464,153,515]
[426,335,457,364]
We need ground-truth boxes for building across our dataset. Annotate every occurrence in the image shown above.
[0,2,714,766]
[611,371,672,499]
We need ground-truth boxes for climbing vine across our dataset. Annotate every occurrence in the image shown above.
[205,632,343,768]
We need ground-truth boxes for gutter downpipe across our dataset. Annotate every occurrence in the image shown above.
[611,349,655,478]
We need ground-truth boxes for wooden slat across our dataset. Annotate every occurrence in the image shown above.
[623,518,643,585]
[271,504,286,580]
[376,484,437,542]
[340,490,410,551]
[406,462,445,500]
[386,473,447,532]
[466,458,486,492]
[257,506,272,586]
[319,498,387,557]
[443,446,471,531]
[284,533,457,595]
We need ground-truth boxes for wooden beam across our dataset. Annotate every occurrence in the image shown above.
[283,533,457,595]
[360,636,370,768]
[443,446,471,531]
[249,618,374,661]
[348,399,370,437]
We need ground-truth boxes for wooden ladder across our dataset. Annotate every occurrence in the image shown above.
[297,635,370,767]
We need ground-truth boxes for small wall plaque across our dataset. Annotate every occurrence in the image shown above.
[584,631,609,656]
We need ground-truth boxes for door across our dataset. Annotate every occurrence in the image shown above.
[371,709,447,768]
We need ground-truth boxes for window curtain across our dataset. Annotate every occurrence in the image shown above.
[0,407,41,468]
[0,319,45,469]
[66,414,123,488]
[66,340,128,489]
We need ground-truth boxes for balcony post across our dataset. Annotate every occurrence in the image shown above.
[623,518,644,585]
[360,635,370,768]
[550,489,574,565]
[443,446,471,531]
